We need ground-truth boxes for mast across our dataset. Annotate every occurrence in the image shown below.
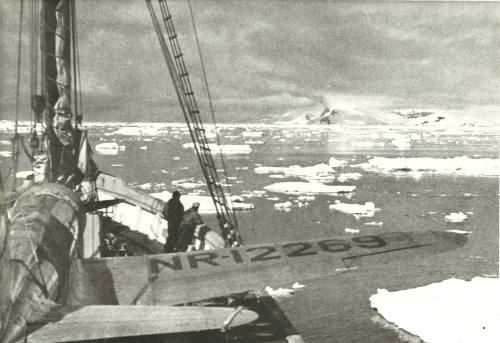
[40,0,59,123]
[40,0,75,182]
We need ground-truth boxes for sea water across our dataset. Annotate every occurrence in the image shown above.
[0,122,498,342]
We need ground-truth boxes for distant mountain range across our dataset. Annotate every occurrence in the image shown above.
[274,106,484,127]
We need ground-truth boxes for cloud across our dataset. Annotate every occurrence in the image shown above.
[1,0,498,124]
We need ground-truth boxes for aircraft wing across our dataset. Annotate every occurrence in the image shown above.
[26,305,257,342]
[67,230,466,306]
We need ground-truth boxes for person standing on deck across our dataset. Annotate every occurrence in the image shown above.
[162,190,184,253]
[176,202,203,252]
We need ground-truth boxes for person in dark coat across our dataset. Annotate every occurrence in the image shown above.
[163,190,184,253]
[176,202,203,252]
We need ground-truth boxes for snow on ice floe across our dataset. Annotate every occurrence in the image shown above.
[445,211,468,223]
[264,182,355,195]
[255,163,336,182]
[370,277,500,343]
[95,142,125,155]
[353,156,499,177]
[183,143,251,154]
[329,201,379,219]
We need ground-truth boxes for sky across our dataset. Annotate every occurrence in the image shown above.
[0,0,498,124]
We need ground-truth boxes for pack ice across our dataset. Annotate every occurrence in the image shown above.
[354,156,499,177]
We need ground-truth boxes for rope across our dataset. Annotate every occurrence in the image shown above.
[186,0,240,236]
[0,171,9,263]
[74,0,83,125]
[12,0,25,193]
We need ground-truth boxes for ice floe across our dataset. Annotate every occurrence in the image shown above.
[241,190,267,198]
[0,151,12,157]
[370,277,500,343]
[244,140,266,145]
[328,157,348,168]
[183,143,251,154]
[266,196,280,201]
[95,142,125,155]
[364,221,383,226]
[242,131,264,138]
[337,173,363,183]
[265,286,295,298]
[329,201,379,219]
[171,178,205,189]
[345,228,360,234]
[297,195,315,202]
[353,156,499,177]
[391,135,411,149]
[264,182,355,195]
[445,211,468,223]
[445,229,471,234]
[292,282,305,289]
[273,201,293,212]
[255,163,336,182]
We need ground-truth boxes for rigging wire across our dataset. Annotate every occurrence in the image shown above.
[70,0,77,128]
[12,0,25,193]
[74,0,83,125]
[186,0,240,234]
